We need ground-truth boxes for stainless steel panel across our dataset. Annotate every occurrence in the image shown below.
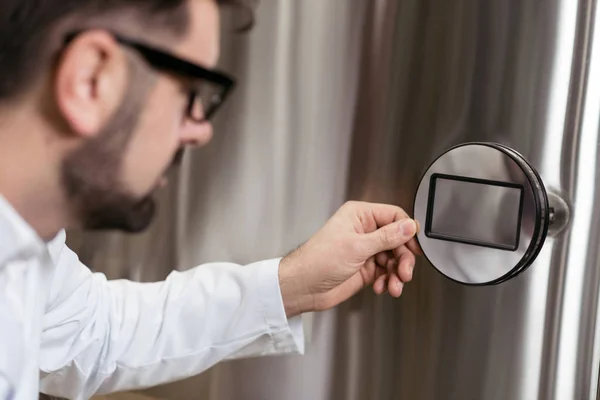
[344,0,600,398]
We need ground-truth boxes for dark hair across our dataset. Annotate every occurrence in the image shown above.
[0,0,255,101]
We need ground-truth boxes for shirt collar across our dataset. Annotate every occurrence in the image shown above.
[0,195,47,266]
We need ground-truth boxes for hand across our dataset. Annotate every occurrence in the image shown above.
[279,201,422,318]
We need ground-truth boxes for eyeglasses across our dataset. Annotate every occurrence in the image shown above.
[64,31,236,123]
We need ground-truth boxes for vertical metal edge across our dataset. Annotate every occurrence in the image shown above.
[544,0,600,397]
[580,0,600,396]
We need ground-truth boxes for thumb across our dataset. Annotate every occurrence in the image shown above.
[362,219,417,256]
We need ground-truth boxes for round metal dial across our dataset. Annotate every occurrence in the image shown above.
[413,142,549,285]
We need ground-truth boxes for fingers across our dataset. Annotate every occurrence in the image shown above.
[373,274,387,294]
[396,246,416,282]
[362,218,417,256]
[361,256,387,288]
[375,251,393,268]
[406,220,424,255]
[372,246,415,297]
[406,238,424,256]
[388,274,404,297]
[373,253,392,295]
[372,259,405,297]
[344,201,422,258]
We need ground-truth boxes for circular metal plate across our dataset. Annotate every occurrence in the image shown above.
[413,142,549,285]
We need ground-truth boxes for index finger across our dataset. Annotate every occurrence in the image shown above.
[406,237,424,256]
[408,220,424,255]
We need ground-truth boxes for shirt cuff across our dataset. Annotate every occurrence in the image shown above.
[256,258,305,355]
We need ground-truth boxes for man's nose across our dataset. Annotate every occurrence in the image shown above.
[180,121,213,147]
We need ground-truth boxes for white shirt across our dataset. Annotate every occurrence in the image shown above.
[0,195,304,399]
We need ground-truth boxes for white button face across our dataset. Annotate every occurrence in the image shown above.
[413,143,549,285]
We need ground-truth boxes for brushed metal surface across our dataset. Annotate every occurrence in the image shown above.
[344,0,600,398]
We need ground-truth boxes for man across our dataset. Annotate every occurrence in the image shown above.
[0,0,421,398]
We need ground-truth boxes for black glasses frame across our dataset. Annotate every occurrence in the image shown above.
[64,31,236,122]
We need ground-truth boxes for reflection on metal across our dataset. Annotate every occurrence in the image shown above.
[67,0,600,399]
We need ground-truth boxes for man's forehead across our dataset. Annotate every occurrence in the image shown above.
[173,0,220,69]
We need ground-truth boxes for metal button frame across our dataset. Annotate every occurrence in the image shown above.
[413,142,549,285]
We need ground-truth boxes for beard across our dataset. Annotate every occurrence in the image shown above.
[76,190,157,233]
[61,77,172,233]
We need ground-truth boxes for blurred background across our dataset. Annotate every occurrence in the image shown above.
[67,0,600,398]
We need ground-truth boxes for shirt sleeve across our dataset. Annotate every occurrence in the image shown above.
[38,231,305,399]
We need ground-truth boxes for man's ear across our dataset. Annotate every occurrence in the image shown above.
[54,30,128,137]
